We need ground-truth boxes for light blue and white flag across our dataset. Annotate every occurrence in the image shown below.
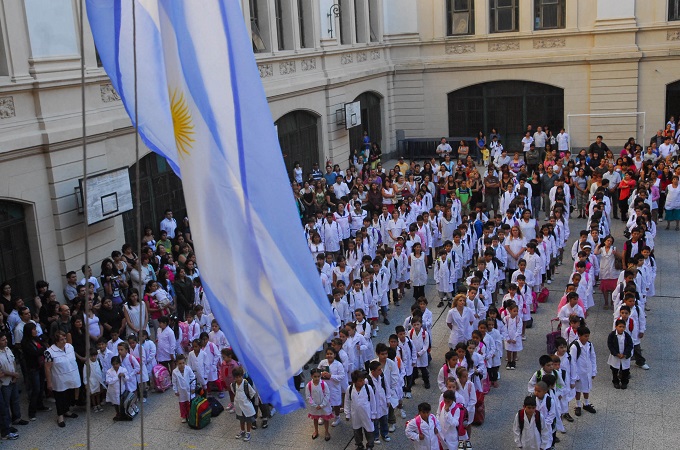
[86,0,338,412]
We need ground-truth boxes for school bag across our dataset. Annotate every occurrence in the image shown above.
[231,379,260,407]
[188,379,212,429]
[152,364,172,392]
[406,413,438,434]
[472,391,485,426]
[348,383,371,402]
[178,321,190,352]
[568,339,583,360]
[439,401,467,438]
[546,319,561,354]
[517,409,542,438]
[119,378,139,420]
[207,396,224,417]
[537,287,550,303]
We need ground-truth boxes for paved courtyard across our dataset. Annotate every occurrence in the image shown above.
[5,216,678,450]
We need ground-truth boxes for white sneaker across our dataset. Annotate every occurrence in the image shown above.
[372,330,378,338]
[388,424,396,432]
[547,279,552,284]
[639,363,650,370]
[384,436,391,442]
[270,407,277,417]
[522,335,527,341]
[331,418,341,427]
[181,418,187,423]
[318,418,324,425]
[143,398,147,403]
[400,409,407,419]
[405,392,412,399]
[374,439,382,445]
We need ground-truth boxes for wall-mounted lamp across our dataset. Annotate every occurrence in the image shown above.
[327,4,340,38]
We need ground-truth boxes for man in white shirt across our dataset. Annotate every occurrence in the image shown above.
[658,136,673,159]
[557,128,569,153]
[533,126,547,160]
[602,164,622,219]
[436,137,452,160]
[79,265,101,291]
[333,176,351,200]
[160,209,177,239]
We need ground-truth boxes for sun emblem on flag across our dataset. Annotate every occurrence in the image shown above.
[170,88,195,158]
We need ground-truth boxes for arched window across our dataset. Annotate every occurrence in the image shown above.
[448,81,564,151]
[349,92,383,158]
[122,153,186,246]
[0,201,35,299]
[666,80,680,124]
[275,110,320,180]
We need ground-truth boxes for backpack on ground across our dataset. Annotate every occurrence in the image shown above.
[537,287,549,303]
[188,379,212,429]
[119,378,139,420]
[152,364,172,392]
[207,396,224,417]
[546,319,561,354]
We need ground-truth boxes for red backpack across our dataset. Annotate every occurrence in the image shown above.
[440,401,467,437]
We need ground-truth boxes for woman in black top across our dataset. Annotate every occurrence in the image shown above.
[21,322,50,419]
[67,315,87,406]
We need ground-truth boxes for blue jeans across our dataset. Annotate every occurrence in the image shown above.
[373,415,389,439]
[0,383,21,423]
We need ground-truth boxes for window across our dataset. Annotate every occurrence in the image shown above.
[274,0,285,50]
[355,0,368,43]
[249,0,266,52]
[368,0,380,42]
[297,0,306,48]
[670,0,680,21]
[339,0,353,45]
[534,0,565,30]
[275,111,320,177]
[447,0,475,36]
[0,23,7,76]
[489,0,518,33]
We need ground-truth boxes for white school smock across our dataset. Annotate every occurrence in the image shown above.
[504,315,523,352]
[202,341,220,382]
[45,344,81,391]
[446,307,474,348]
[455,380,477,425]
[344,384,376,431]
[130,344,150,383]
[409,328,430,367]
[368,373,389,418]
[209,329,229,350]
[409,253,427,287]
[187,349,209,388]
[82,360,103,394]
[120,353,140,392]
[405,413,441,450]
[106,367,130,405]
[318,359,345,407]
[513,410,551,450]
[569,340,597,393]
[306,380,332,417]
[172,366,196,403]
[156,326,176,362]
[437,402,468,446]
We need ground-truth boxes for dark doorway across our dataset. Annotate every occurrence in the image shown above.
[0,201,35,299]
[275,110,320,181]
[665,80,680,125]
[349,92,383,160]
[123,153,187,247]
[448,81,564,152]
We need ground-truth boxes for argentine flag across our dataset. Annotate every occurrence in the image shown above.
[86,0,338,412]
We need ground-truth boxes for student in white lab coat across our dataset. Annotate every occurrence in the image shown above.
[171,355,196,424]
[187,339,209,390]
[409,318,431,389]
[345,370,377,449]
[437,390,470,450]
[306,369,333,441]
[156,316,177,371]
[513,396,551,450]
[83,348,104,412]
[569,326,597,417]
[127,335,150,401]
[533,381,556,449]
[367,361,390,444]
[208,320,229,350]
[405,402,442,450]
[117,342,140,394]
[231,366,258,441]
[105,356,130,420]
[374,343,401,431]
[318,347,346,427]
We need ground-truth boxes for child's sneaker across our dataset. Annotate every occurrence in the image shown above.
[400,409,406,419]
[180,418,187,423]
[583,404,596,414]
[218,392,225,399]
[235,431,245,439]
[383,436,391,442]
[243,432,251,442]
[331,417,341,427]
[227,403,235,413]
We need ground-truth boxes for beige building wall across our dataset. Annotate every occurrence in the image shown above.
[1,0,680,297]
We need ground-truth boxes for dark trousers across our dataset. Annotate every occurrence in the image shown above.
[618,198,629,220]
[413,366,430,387]
[354,427,374,449]
[387,405,396,425]
[373,415,389,439]
[610,366,630,386]
[413,285,425,299]
[0,383,21,423]
[390,289,399,304]
[485,194,499,214]
[633,344,646,366]
[488,366,499,383]
[403,374,413,393]
[0,390,9,436]
[26,368,46,418]
[54,389,74,417]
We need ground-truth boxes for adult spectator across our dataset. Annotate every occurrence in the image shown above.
[333,175,351,201]
[484,169,500,214]
[310,162,323,181]
[436,137,452,160]
[323,165,336,186]
[659,136,673,159]
[79,265,101,293]
[521,131,534,154]
[159,209,177,239]
[173,268,194,321]
[97,297,125,340]
[122,290,149,338]
[130,255,155,294]
[396,156,409,175]
[49,305,71,344]
[0,335,27,427]
[650,129,664,149]
[0,283,11,324]
[100,259,127,308]
[533,126,547,160]
[6,298,24,342]
[13,307,42,345]
[21,323,50,420]
[44,331,81,427]
[38,290,60,335]
[557,128,569,154]
[63,271,78,304]
[588,135,610,159]
[540,165,559,220]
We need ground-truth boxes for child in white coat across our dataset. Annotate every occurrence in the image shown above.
[513,396,551,450]
[105,356,130,421]
[171,355,196,423]
[318,347,345,427]
[368,361,390,444]
[345,370,377,449]
[454,367,476,439]
[405,402,441,450]
[306,369,333,441]
[187,339,209,390]
[232,366,258,441]
[208,320,229,350]
[569,326,597,417]
[437,390,470,450]
[409,318,430,389]
[83,348,103,412]
[117,342,140,394]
